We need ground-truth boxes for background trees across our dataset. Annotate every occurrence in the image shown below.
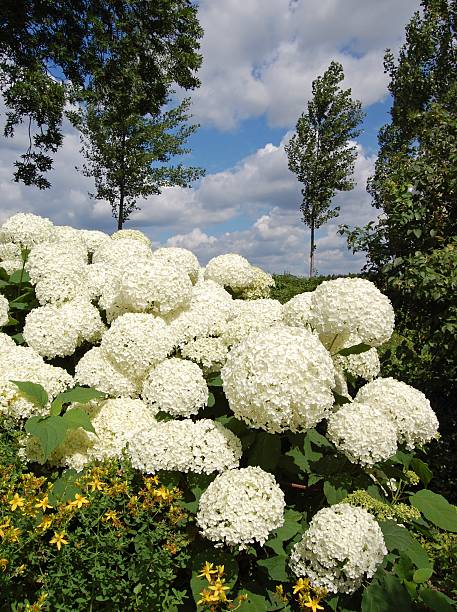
[0,0,203,226]
[285,61,364,277]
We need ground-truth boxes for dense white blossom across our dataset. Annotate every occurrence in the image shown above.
[327,402,398,466]
[23,304,79,358]
[128,419,242,474]
[335,347,381,382]
[166,301,232,347]
[60,298,106,344]
[204,253,257,291]
[289,504,387,593]
[239,266,275,299]
[0,295,9,326]
[100,313,173,380]
[142,358,208,417]
[221,298,283,347]
[26,241,87,285]
[356,378,439,449]
[0,242,21,261]
[222,325,335,433]
[0,213,55,248]
[310,278,395,347]
[0,259,22,275]
[111,229,151,246]
[282,292,314,328]
[92,237,152,267]
[196,467,285,549]
[153,247,200,284]
[79,229,110,254]
[181,336,229,373]
[74,347,140,397]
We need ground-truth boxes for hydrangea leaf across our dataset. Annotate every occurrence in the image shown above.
[410,489,457,532]
[8,269,30,284]
[379,520,431,568]
[338,343,372,356]
[47,469,80,505]
[11,380,48,407]
[413,567,433,583]
[419,588,455,612]
[61,407,96,434]
[207,391,215,407]
[257,554,289,581]
[361,575,413,612]
[409,458,433,487]
[24,415,67,461]
[246,432,281,472]
[50,386,107,415]
[266,509,303,555]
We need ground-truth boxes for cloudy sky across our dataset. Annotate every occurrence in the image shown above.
[0,0,419,275]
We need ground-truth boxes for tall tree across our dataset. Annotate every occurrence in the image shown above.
[340,0,457,399]
[285,61,364,277]
[0,0,203,188]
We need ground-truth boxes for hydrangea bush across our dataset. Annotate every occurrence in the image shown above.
[0,212,456,611]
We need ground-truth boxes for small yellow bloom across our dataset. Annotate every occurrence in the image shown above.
[293,577,311,594]
[0,558,8,571]
[197,589,216,606]
[208,578,229,601]
[70,494,89,509]
[304,596,324,612]
[8,527,21,542]
[35,495,52,511]
[9,493,25,511]
[198,561,218,582]
[88,477,105,492]
[216,564,225,577]
[37,516,53,531]
[15,564,26,575]
[49,531,69,551]
[275,584,289,602]
[0,518,11,537]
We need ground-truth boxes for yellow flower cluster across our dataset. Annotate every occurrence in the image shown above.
[197,562,247,611]
[274,579,327,612]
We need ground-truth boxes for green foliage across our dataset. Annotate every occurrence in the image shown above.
[271,273,347,303]
[0,0,203,191]
[410,489,457,532]
[286,61,364,276]
[0,251,38,338]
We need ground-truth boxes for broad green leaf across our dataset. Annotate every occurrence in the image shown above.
[419,588,455,612]
[257,554,289,581]
[410,489,457,532]
[186,472,214,502]
[4,316,19,326]
[9,301,29,310]
[324,481,348,505]
[50,386,106,415]
[332,391,351,405]
[190,548,238,606]
[266,508,303,555]
[62,407,96,434]
[247,432,281,472]
[361,575,413,612]
[8,269,30,284]
[207,375,222,387]
[11,380,48,407]
[338,343,372,357]
[412,567,432,583]
[241,589,273,611]
[11,333,24,344]
[409,458,432,487]
[307,428,332,447]
[48,469,80,505]
[25,415,67,461]
[379,520,431,568]
[207,391,215,407]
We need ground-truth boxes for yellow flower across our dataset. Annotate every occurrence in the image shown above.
[153,485,172,501]
[49,531,69,551]
[293,577,311,594]
[197,588,216,606]
[0,558,8,571]
[9,493,25,511]
[15,564,26,575]
[275,584,289,602]
[37,516,53,531]
[88,477,105,492]
[304,596,324,612]
[216,564,225,577]
[198,561,218,582]
[0,518,11,537]
[70,494,89,509]
[208,578,229,602]
[8,527,21,542]
[35,495,52,511]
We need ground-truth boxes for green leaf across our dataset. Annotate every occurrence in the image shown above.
[409,458,433,487]
[419,588,455,612]
[190,548,238,606]
[361,575,413,612]
[410,489,457,531]
[412,567,432,583]
[24,415,68,461]
[257,554,289,581]
[307,428,333,447]
[207,375,222,387]
[207,391,215,407]
[241,589,272,611]
[379,520,431,568]
[11,333,24,344]
[47,469,80,505]
[266,509,303,555]
[11,380,48,407]
[186,472,214,503]
[324,481,348,505]
[338,343,372,356]
[61,407,96,434]
[50,386,107,415]
[332,391,351,405]
[8,269,30,284]
[246,432,281,472]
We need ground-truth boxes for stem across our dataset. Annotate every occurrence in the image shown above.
[309,218,315,278]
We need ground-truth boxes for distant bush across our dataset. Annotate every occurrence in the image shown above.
[271,273,359,303]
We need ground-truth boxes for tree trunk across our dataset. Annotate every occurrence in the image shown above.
[309,219,315,278]
[117,131,126,230]
[117,190,124,230]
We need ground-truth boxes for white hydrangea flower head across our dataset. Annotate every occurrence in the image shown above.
[0,260,22,275]
[204,253,257,291]
[79,229,110,254]
[191,279,234,308]
[222,325,336,433]
[282,292,314,328]
[290,504,387,594]
[0,242,21,261]
[0,331,16,350]
[355,378,439,449]
[166,301,232,347]
[221,298,283,347]
[111,228,151,246]
[142,357,208,417]
[0,294,9,326]
[92,237,152,267]
[128,419,242,474]
[153,247,200,284]
[327,402,398,466]
[74,347,140,398]
[85,262,111,301]
[0,213,55,248]
[196,467,285,549]
[334,346,381,382]
[239,266,275,300]
[26,240,87,285]
[52,225,87,247]
[23,304,79,358]
[60,298,106,344]
[33,269,88,305]
[100,313,173,380]
[181,336,229,374]
[118,258,193,315]
[310,278,395,347]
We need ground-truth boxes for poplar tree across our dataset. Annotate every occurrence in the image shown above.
[285,61,364,276]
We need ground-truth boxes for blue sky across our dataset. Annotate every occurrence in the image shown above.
[0,0,419,276]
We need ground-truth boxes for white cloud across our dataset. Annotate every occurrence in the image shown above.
[185,0,418,129]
